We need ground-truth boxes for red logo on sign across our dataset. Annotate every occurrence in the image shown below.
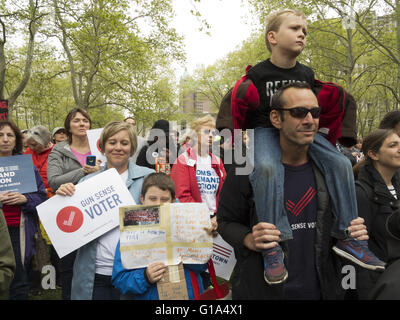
[97,139,101,152]
[56,206,84,233]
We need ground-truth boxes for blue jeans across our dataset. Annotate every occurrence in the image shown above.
[60,250,77,300]
[249,127,357,241]
[8,226,29,300]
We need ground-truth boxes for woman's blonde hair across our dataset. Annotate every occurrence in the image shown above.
[98,121,138,156]
[190,114,216,133]
[265,9,307,52]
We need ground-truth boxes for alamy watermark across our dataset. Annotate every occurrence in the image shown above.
[341,265,356,290]
[145,128,254,175]
[41,265,56,290]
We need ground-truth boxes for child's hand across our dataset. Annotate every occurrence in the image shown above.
[204,216,219,237]
[146,262,167,284]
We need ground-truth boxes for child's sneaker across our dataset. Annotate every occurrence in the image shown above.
[263,245,288,284]
[332,239,386,271]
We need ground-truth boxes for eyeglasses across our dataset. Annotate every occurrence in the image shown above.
[273,106,321,119]
[202,129,218,136]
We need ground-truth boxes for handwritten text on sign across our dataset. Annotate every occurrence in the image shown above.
[120,203,213,269]
[37,168,135,258]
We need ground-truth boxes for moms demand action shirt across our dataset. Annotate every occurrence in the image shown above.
[283,162,321,300]
[196,155,220,215]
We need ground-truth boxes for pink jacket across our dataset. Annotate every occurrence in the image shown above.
[171,148,226,214]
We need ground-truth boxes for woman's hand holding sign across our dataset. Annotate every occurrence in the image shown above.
[0,191,27,205]
[56,183,76,196]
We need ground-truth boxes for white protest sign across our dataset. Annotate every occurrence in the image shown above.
[119,203,213,269]
[210,234,236,281]
[37,168,135,258]
[87,128,106,164]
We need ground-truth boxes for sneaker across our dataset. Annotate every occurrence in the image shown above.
[332,239,386,272]
[263,245,288,285]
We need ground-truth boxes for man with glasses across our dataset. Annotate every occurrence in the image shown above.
[217,82,384,299]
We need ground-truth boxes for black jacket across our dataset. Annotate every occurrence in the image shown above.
[217,162,345,300]
[369,258,400,299]
[355,164,400,299]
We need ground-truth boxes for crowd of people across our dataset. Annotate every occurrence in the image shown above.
[1,8,400,301]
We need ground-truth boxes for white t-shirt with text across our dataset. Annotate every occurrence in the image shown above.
[95,169,129,276]
[196,155,220,215]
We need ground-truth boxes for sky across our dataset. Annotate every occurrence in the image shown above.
[171,0,258,78]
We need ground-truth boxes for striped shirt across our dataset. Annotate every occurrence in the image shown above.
[388,185,397,199]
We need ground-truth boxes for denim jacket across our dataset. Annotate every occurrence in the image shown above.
[71,163,154,300]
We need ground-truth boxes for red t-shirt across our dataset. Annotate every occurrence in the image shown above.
[3,204,22,227]
[25,145,53,189]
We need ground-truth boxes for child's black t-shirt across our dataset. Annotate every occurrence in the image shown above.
[246,59,315,129]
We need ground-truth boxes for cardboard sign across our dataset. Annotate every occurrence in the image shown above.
[0,154,37,194]
[119,203,213,269]
[157,263,188,300]
[87,128,106,164]
[37,168,135,258]
[210,235,236,281]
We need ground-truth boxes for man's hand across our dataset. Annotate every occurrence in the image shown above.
[243,222,281,252]
[348,217,369,241]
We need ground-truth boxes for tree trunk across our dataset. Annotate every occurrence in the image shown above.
[396,0,400,108]
[53,0,81,108]
[1,0,41,115]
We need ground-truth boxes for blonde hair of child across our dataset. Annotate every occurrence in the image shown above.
[265,9,307,52]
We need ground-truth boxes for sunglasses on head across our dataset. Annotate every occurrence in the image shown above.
[28,130,41,136]
[274,106,321,119]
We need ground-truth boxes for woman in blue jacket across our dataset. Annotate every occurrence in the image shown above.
[55,121,154,300]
